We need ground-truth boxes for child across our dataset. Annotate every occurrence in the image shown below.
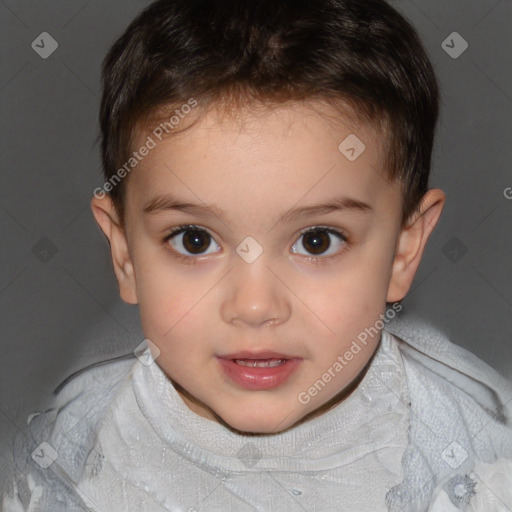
[3,0,512,510]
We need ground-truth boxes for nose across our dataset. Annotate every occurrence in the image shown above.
[220,253,292,329]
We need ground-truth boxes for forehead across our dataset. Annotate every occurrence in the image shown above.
[126,100,397,221]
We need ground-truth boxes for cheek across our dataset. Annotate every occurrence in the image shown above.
[139,289,202,341]
[300,253,390,337]
[134,261,203,341]
[138,286,209,383]
[131,242,206,335]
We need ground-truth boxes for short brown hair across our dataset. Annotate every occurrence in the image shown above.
[98,0,440,227]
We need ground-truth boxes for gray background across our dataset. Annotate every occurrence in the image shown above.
[1,0,511,462]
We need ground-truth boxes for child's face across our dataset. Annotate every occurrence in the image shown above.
[94,101,442,433]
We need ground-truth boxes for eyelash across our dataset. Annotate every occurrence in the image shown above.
[161,224,349,265]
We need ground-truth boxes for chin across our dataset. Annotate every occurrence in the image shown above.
[216,407,299,435]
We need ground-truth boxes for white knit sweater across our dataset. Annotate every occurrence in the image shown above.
[3,323,512,511]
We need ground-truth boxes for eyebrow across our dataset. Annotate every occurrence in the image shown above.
[143,193,373,224]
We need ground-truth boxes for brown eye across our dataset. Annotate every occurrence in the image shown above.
[165,225,220,257]
[182,229,211,254]
[291,227,347,258]
[302,230,331,255]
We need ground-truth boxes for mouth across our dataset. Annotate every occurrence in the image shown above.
[233,358,287,368]
[217,351,302,390]
[219,350,297,360]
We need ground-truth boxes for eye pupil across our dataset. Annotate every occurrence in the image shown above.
[183,230,210,254]
[303,231,330,255]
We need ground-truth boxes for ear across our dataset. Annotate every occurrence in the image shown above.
[90,195,138,305]
[387,189,445,302]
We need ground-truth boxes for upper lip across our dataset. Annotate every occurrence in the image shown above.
[218,350,299,360]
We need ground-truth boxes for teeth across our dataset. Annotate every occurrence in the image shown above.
[234,358,287,368]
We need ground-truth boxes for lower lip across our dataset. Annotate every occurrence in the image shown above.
[216,357,301,390]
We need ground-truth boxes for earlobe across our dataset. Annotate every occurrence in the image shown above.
[90,195,138,305]
[387,189,446,302]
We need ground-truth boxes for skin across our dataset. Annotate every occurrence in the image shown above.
[91,100,445,434]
